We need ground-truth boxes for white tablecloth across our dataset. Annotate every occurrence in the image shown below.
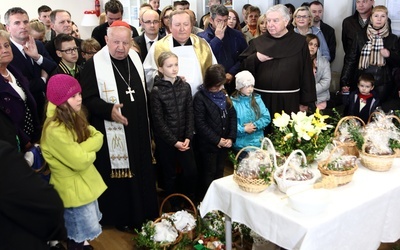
[200,159,400,250]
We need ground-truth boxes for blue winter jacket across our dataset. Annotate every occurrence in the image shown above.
[231,93,271,150]
[197,25,248,76]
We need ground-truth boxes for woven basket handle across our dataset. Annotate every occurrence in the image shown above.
[334,116,365,137]
[321,145,343,168]
[280,149,307,182]
[260,137,277,169]
[387,115,400,123]
[367,111,387,123]
[159,193,197,218]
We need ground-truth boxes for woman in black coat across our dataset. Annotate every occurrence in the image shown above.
[341,5,400,103]
[193,64,237,199]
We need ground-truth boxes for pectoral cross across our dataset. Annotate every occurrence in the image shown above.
[126,86,135,102]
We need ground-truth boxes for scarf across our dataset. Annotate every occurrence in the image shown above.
[201,85,227,110]
[358,14,369,28]
[358,22,390,70]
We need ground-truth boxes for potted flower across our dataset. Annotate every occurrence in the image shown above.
[271,109,335,162]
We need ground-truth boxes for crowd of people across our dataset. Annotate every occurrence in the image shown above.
[0,0,399,249]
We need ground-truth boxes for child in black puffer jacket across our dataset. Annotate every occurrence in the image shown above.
[150,51,197,205]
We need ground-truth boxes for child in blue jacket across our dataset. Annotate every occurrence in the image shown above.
[231,70,271,151]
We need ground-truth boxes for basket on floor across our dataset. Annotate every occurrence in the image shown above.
[159,193,197,240]
[318,146,358,186]
[333,116,365,157]
[152,217,183,249]
[233,138,276,193]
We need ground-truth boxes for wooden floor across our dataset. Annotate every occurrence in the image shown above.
[87,227,400,250]
[84,163,400,250]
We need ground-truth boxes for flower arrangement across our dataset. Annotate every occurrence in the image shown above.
[271,109,335,162]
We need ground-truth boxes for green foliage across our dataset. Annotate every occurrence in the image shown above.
[259,165,273,183]
[228,150,238,169]
[134,221,162,250]
[390,138,400,150]
[198,211,225,242]
[173,234,194,249]
[349,125,364,150]
[270,109,336,162]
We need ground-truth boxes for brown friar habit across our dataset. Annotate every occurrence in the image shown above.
[240,29,316,117]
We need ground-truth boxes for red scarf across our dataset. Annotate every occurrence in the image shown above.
[359,93,373,103]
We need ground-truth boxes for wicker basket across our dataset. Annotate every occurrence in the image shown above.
[318,146,358,186]
[152,217,183,250]
[159,193,197,240]
[274,149,319,194]
[333,116,365,157]
[359,144,396,172]
[233,138,276,193]
[360,113,399,171]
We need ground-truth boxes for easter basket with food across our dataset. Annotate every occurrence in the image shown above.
[233,138,276,193]
[333,116,365,157]
[159,193,197,241]
[359,111,400,171]
[274,149,320,194]
[318,144,358,186]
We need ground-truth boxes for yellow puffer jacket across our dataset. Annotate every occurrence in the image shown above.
[41,103,107,208]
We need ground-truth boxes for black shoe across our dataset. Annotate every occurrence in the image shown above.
[115,225,135,233]
[83,245,94,250]
[50,243,66,250]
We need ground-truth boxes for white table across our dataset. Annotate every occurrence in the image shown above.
[200,159,400,250]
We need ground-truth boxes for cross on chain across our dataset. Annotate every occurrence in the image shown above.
[126,86,135,102]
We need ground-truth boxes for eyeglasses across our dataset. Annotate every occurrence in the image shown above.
[296,15,310,20]
[82,50,97,55]
[58,47,79,54]
[142,20,160,25]
[163,16,170,19]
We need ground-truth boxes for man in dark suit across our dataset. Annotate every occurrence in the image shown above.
[5,7,57,121]
[45,9,84,66]
[92,0,139,48]
[134,9,164,62]
[309,1,336,63]
[0,139,66,250]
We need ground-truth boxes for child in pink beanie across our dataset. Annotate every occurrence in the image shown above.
[41,74,107,250]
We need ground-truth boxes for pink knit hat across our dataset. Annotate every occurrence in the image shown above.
[47,74,82,106]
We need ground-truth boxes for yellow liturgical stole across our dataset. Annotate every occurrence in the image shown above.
[153,34,213,79]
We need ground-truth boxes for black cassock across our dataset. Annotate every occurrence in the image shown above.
[240,29,316,117]
[80,56,158,228]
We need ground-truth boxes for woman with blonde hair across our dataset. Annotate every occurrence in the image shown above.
[29,19,46,43]
[256,14,267,36]
[341,5,400,103]
[292,6,330,61]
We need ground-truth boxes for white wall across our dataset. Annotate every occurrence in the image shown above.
[1,0,396,85]
[1,0,95,39]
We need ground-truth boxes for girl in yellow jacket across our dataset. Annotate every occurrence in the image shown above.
[41,74,107,250]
